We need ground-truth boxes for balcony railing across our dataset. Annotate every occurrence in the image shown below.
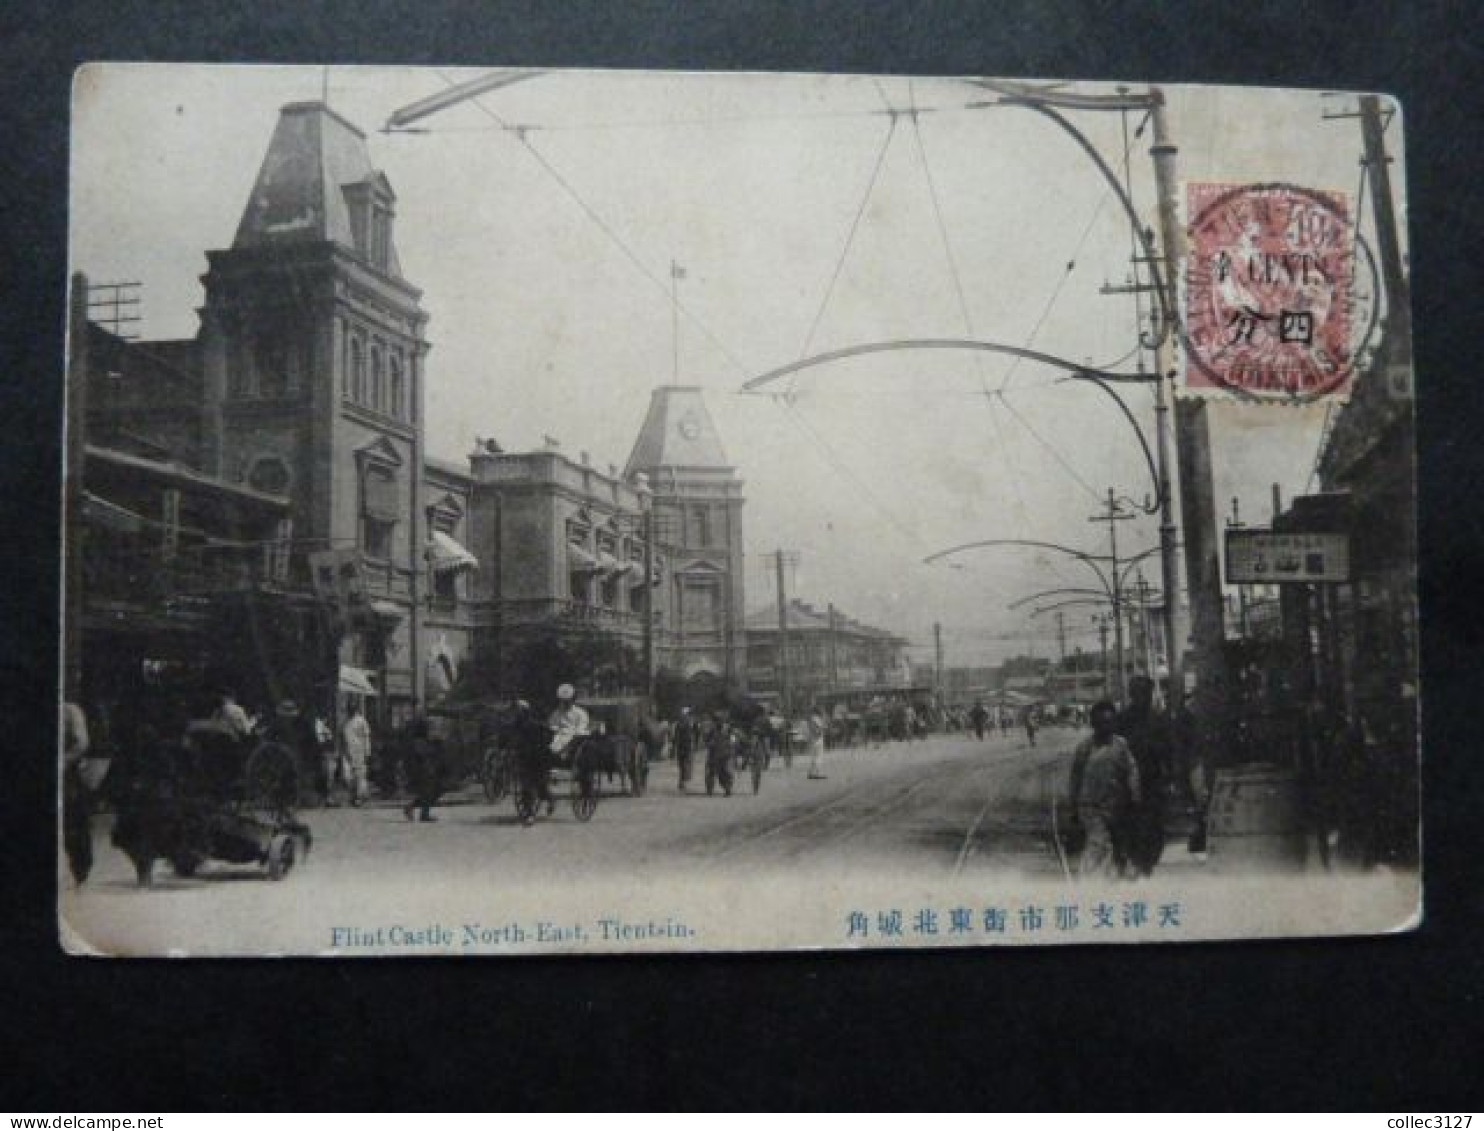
[495,597,644,631]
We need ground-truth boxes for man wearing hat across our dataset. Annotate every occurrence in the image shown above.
[547,683,591,762]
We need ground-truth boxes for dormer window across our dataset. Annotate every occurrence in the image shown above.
[343,174,397,272]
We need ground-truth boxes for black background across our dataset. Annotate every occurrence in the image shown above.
[2,0,1480,1111]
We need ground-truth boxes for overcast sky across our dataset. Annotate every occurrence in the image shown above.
[70,65,1404,665]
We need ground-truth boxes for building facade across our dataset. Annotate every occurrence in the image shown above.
[745,599,912,710]
[625,386,747,695]
[73,100,756,734]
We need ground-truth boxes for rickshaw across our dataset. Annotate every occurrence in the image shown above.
[110,720,312,886]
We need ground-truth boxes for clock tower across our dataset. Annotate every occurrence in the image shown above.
[625,386,746,692]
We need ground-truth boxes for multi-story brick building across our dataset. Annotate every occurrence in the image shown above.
[72,99,748,729]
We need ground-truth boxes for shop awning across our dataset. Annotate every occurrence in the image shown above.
[369,599,404,622]
[568,543,600,572]
[597,549,624,575]
[339,665,380,697]
[427,530,478,574]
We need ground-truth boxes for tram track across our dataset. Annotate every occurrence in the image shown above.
[702,753,979,864]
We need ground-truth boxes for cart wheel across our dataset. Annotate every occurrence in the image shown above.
[266,833,297,881]
[245,741,300,816]
[571,772,598,822]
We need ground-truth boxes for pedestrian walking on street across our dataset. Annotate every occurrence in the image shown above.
[1116,675,1169,877]
[806,707,828,780]
[402,715,443,822]
[1068,700,1142,880]
[674,708,697,793]
[341,701,372,807]
[1023,708,1038,748]
[969,700,988,741]
[62,701,94,885]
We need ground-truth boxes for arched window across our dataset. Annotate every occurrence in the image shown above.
[349,336,365,404]
[370,347,384,413]
[388,354,404,420]
[341,326,352,396]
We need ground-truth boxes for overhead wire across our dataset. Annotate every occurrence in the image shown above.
[402,104,969,134]
[436,71,752,382]
[796,113,900,364]
[905,79,1033,534]
[995,393,1104,503]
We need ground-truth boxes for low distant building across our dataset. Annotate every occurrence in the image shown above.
[744,599,914,710]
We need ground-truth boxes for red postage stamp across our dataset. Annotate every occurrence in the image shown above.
[1183,182,1358,398]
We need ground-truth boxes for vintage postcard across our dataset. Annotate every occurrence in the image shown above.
[60,65,1418,955]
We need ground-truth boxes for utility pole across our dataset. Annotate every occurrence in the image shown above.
[1147,92,1188,715]
[640,480,656,709]
[1055,611,1067,666]
[933,621,944,706]
[765,549,798,716]
[827,602,840,699]
[1089,487,1135,703]
[1095,614,1111,699]
[1151,88,1226,718]
[1227,496,1249,638]
[1358,95,1412,373]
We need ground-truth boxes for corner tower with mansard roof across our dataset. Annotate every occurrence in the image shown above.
[197,100,444,715]
[625,386,746,693]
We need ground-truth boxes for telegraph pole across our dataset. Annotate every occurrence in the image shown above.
[1227,496,1249,638]
[828,602,840,698]
[1089,487,1135,703]
[1151,88,1225,716]
[640,483,656,708]
[1055,611,1067,665]
[1358,95,1412,370]
[765,549,798,715]
[1095,614,1111,699]
[933,621,944,706]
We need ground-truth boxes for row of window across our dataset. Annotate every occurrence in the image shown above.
[658,504,724,549]
[343,329,409,421]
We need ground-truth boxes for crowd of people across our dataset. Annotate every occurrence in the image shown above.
[62,673,1185,886]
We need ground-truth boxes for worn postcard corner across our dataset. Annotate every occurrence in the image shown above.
[60,65,1418,957]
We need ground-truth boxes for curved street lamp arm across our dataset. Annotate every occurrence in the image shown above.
[1072,374,1163,511]
[385,70,547,131]
[1117,543,1171,589]
[1007,587,1110,611]
[925,538,1114,599]
[739,338,1155,395]
[1029,597,1112,617]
